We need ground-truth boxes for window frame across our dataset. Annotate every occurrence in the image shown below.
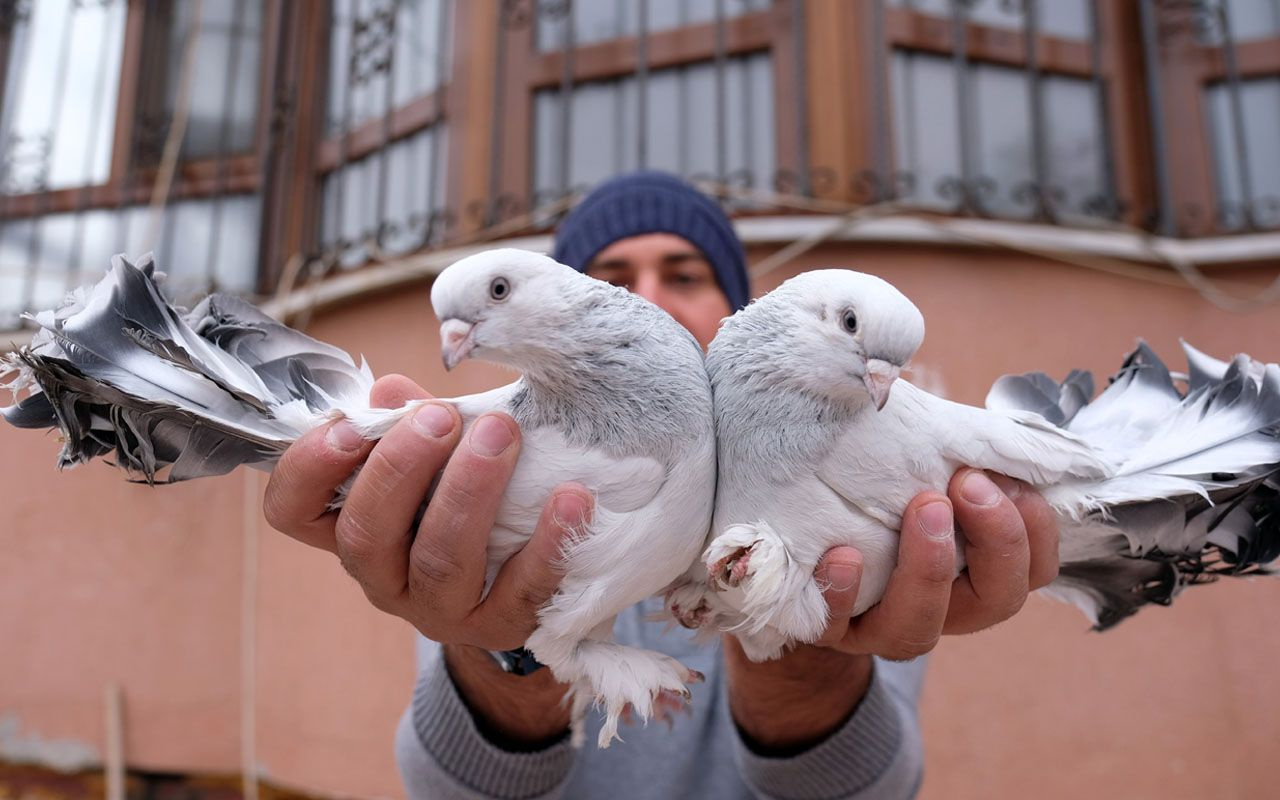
[1152,8,1280,235]
[483,0,808,227]
[0,0,278,220]
[861,1,1153,227]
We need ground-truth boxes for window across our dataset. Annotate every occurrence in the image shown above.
[327,0,451,136]
[890,0,1091,39]
[319,0,453,268]
[892,52,1107,220]
[1205,77,1280,229]
[0,0,274,329]
[882,0,1118,222]
[160,0,263,158]
[536,0,771,50]
[1151,0,1280,233]
[532,53,774,198]
[1201,0,1280,43]
[0,0,126,192]
[320,125,449,268]
[483,0,797,225]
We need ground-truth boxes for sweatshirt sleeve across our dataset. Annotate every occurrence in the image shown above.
[731,657,927,800]
[394,639,578,800]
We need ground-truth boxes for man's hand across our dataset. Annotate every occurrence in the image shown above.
[726,469,1058,751]
[263,374,592,649]
[262,374,589,743]
[814,468,1058,656]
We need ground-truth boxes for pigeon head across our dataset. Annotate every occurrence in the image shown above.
[746,269,924,410]
[431,248,586,372]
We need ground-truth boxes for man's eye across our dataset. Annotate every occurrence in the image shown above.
[670,273,708,286]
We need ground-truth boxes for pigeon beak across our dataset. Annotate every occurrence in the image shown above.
[863,359,900,411]
[439,319,476,371]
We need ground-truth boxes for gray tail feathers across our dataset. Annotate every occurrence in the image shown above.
[989,341,1280,630]
[1,254,374,483]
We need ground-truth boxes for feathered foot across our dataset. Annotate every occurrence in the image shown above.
[703,523,829,648]
[556,643,704,747]
[617,686,698,732]
[664,580,713,629]
[709,543,754,587]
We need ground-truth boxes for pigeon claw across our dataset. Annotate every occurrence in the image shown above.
[651,688,694,731]
[709,544,755,588]
[669,599,711,629]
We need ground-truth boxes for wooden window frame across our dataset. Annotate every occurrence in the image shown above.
[308,0,456,278]
[0,0,277,221]
[1154,21,1280,235]
[860,2,1154,228]
[483,0,807,227]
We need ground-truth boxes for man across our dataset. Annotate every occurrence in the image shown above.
[263,172,1058,798]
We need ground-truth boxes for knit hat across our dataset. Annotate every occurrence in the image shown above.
[552,171,750,311]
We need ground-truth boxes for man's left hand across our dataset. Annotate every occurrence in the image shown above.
[725,468,1059,751]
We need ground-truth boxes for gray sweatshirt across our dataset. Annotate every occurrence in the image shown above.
[396,597,925,800]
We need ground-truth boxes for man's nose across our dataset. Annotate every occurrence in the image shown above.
[631,271,664,306]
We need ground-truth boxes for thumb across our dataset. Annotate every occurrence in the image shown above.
[812,546,863,647]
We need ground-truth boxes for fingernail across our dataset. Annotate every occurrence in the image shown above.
[961,471,1001,507]
[412,403,455,438]
[988,473,1024,500]
[470,415,514,456]
[825,562,860,593]
[553,492,591,531]
[919,500,954,540]
[325,420,364,451]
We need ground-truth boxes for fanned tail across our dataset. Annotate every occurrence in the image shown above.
[988,341,1280,629]
[1,254,376,483]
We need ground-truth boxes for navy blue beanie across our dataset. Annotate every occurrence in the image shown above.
[552,171,750,311]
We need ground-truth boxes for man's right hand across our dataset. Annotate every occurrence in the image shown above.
[262,373,592,651]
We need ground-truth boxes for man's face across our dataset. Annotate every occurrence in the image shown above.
[585,233,733,350]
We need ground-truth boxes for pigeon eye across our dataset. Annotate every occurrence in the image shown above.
[841,309,858,334]
[489,277,511,302]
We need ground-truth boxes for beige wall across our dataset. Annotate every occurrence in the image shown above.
[2,243,1278,798]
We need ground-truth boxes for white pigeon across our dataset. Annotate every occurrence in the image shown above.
[666,269,1280,661]
[1,249,717,747]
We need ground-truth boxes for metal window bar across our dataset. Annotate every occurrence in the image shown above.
[1215,0,1257,230]
[713,0,727,188]
[423,0,450,246]
[66,0,123,292]
[158,1,202,272]
[635,0,647,169]
[486,0,510,227]
[791,0,810,197]
[948,0,979,215]
[116,10,159,257]
[558,0,575,201]
[1139,0,1175,236]
[330,0,360,263]
[1086,0,1119,220]
[1021,0,1053,222]
[19,0,77,313]
[205,0,251,291]
[867,0,891,202]
[374,0,398,250]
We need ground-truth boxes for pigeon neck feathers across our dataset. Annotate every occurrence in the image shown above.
[707,296,859,477]
[510,281,712,460]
